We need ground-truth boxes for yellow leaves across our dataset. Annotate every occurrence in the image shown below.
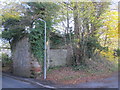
[100,50,118,63]
[102,10,118,23]
[99,10,118,47]
[99,10,118,62]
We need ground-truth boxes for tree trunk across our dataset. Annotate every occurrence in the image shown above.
[73,2,81,65]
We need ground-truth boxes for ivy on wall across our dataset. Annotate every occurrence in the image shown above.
[29,21,44,67]
[29,20,52,68]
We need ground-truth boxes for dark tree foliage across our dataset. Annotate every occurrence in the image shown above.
[2,2,60,66]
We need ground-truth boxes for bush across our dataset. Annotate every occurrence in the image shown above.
[2,53,12,67]
[115,49,120,57]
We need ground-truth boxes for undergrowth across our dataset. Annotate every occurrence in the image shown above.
[72,53,118,74]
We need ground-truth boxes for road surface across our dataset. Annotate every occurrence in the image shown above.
[2,73,119,89]
[2,75,44,88]
[59,73,119,88]
[76,73,118,88]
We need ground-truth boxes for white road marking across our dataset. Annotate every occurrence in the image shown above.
[24,78,55,89]
[36,82,55,89]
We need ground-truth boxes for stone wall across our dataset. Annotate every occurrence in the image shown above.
[12,36,42,78]
[12,36,32,77]
[48,49,67,67]
[12,36,73,77]
[47,47,73,68]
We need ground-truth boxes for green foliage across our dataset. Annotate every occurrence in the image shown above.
[2,2,59,67]
[2,18,20,40]
[29,21,45,65]
[27,2,60,21]
[86,36,108,58]
[115,49,120,57]
[2,17,29,42]
[2,53,12,67]
[71,2,110,64]
[2,2,59,41]
[29,19,53,68]
[50,32,74,49]
[1,2,28,41]
[50,32,64,48]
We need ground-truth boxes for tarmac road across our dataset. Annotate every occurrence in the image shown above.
[59,72,119,88]
[1,73,119,89]
[2,75,45,89]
